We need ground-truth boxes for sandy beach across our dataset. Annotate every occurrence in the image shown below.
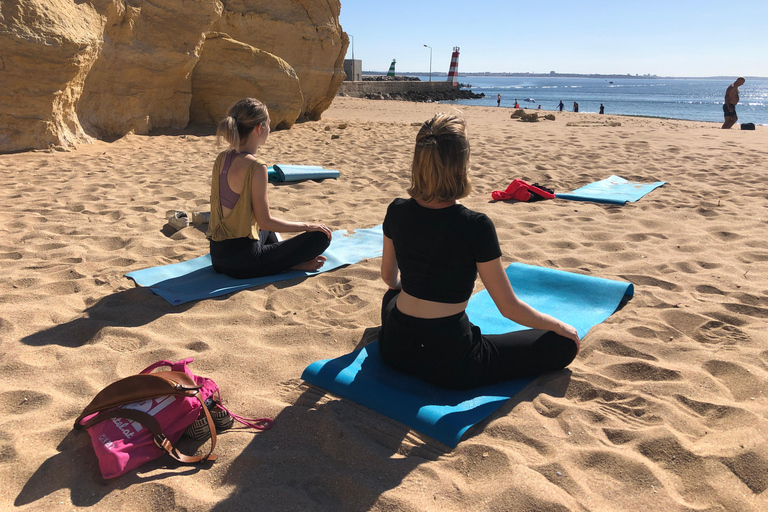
[1,97,767,511]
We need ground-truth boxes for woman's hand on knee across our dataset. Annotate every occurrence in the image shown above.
[305,223,332,239]
[555,322,581,352]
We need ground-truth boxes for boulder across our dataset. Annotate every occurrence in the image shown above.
[190,33,302,130]
[544,114,556,121]
[210,0,348,120]
[0,0,104,151]
[510,109,525,119]
[519,111,539,123]
[77,0,223,138]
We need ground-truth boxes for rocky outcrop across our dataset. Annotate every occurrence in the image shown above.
[0,0,104,152]
[0,0,348,153]
[210,0,348,120]
[190,33,302,130]
[77,0,223,137]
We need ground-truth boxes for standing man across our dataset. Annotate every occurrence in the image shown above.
[558,100,564,112]
[722,77,745,129]
[599,104,605,114]
[497,93,501,107]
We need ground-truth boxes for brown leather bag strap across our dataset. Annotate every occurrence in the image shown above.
[74,371,201,429]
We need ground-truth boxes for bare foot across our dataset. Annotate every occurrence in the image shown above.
[291,255,327,272]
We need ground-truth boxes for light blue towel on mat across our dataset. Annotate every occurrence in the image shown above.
[301,263,633,447]
[126,225,383,305]
[556,175,665,204]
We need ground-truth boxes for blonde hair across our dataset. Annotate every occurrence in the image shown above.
[216,98,269,150]
[407,114,471,202]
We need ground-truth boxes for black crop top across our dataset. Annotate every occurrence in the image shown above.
[383,198,502,303]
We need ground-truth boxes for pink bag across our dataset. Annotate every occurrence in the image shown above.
[74,358,219,479]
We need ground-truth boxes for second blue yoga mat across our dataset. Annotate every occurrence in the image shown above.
[126,225,383,305]
[556,175,665,204]
[268,165,340,183]
[302,263,633,447]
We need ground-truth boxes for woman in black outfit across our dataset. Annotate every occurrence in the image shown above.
[378,113,580,390]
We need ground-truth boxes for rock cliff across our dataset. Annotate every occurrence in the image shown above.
[0,0,104,151]
[0,0,348,152]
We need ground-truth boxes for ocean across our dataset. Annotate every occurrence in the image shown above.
[410,76,768,126]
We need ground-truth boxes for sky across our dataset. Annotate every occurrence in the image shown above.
[339,0,768,77]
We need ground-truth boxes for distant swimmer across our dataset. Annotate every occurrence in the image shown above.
[599,103,604,114]
[558,100,564,112]
[722,77,745,129]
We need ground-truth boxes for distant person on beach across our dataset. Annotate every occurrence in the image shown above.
[497,93,501,107]
[573,102,579,113]
[377,113,580,390]
[538,105,541,110]
[514,99,519,108]
[722,77,745,129]
[599,104,604,114]
[558,100,564,112]
[206,98,331,278]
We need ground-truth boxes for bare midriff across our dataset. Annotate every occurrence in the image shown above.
[395,289,468,319]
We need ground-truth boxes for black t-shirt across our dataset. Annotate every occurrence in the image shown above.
[383,198,502,303]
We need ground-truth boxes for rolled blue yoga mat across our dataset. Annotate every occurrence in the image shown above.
[302,263,633,447]
[556,175,665,204]
[268,165,340,183]
[126,225,383,305]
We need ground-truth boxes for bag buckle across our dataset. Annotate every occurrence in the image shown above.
[153,434,170,452]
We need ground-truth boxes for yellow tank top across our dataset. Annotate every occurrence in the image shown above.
[206,151,264,242]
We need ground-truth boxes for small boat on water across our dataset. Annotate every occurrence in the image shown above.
[523,98,535,103]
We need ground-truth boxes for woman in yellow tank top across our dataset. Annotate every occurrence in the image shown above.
[207,98,332,278]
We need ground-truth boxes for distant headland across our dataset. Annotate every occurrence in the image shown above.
[363,71,768,80]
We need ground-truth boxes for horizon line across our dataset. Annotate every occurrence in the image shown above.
[360,71,767,79]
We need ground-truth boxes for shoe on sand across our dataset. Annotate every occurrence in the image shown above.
[168,211,189,230]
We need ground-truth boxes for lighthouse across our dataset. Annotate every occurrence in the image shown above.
[447,47,460,86]
[387,59,396,77]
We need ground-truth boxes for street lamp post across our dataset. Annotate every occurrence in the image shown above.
[423,44,432,82]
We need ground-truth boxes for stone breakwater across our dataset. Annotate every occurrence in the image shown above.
[338,80,484,102]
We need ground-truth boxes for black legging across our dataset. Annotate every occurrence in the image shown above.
[210,230,330,279]
[378,289,578,390]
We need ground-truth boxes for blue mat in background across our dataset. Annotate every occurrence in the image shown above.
[302,263,633,447]
[268,165,340,183]
[556,175,665,204]
[126,225,383,305]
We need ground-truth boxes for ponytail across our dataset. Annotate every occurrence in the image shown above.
[216,98,269,150]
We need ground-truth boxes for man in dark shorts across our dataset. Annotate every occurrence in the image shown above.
[722,77,745,129]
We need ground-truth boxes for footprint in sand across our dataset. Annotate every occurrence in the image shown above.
[693,321,751,345]
[702,360,762,401]
[603,361,682,382]
[594,338,657,360]
[720,451,768,494]
[0,390,52,415]
[674,394,756,430]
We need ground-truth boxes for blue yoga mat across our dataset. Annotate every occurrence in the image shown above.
[126,225,383,305]
[556,175,665,204]
[268,165,340,183]
[302,263,633,447]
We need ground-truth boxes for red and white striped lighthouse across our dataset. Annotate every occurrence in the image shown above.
[446,47,460,86]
